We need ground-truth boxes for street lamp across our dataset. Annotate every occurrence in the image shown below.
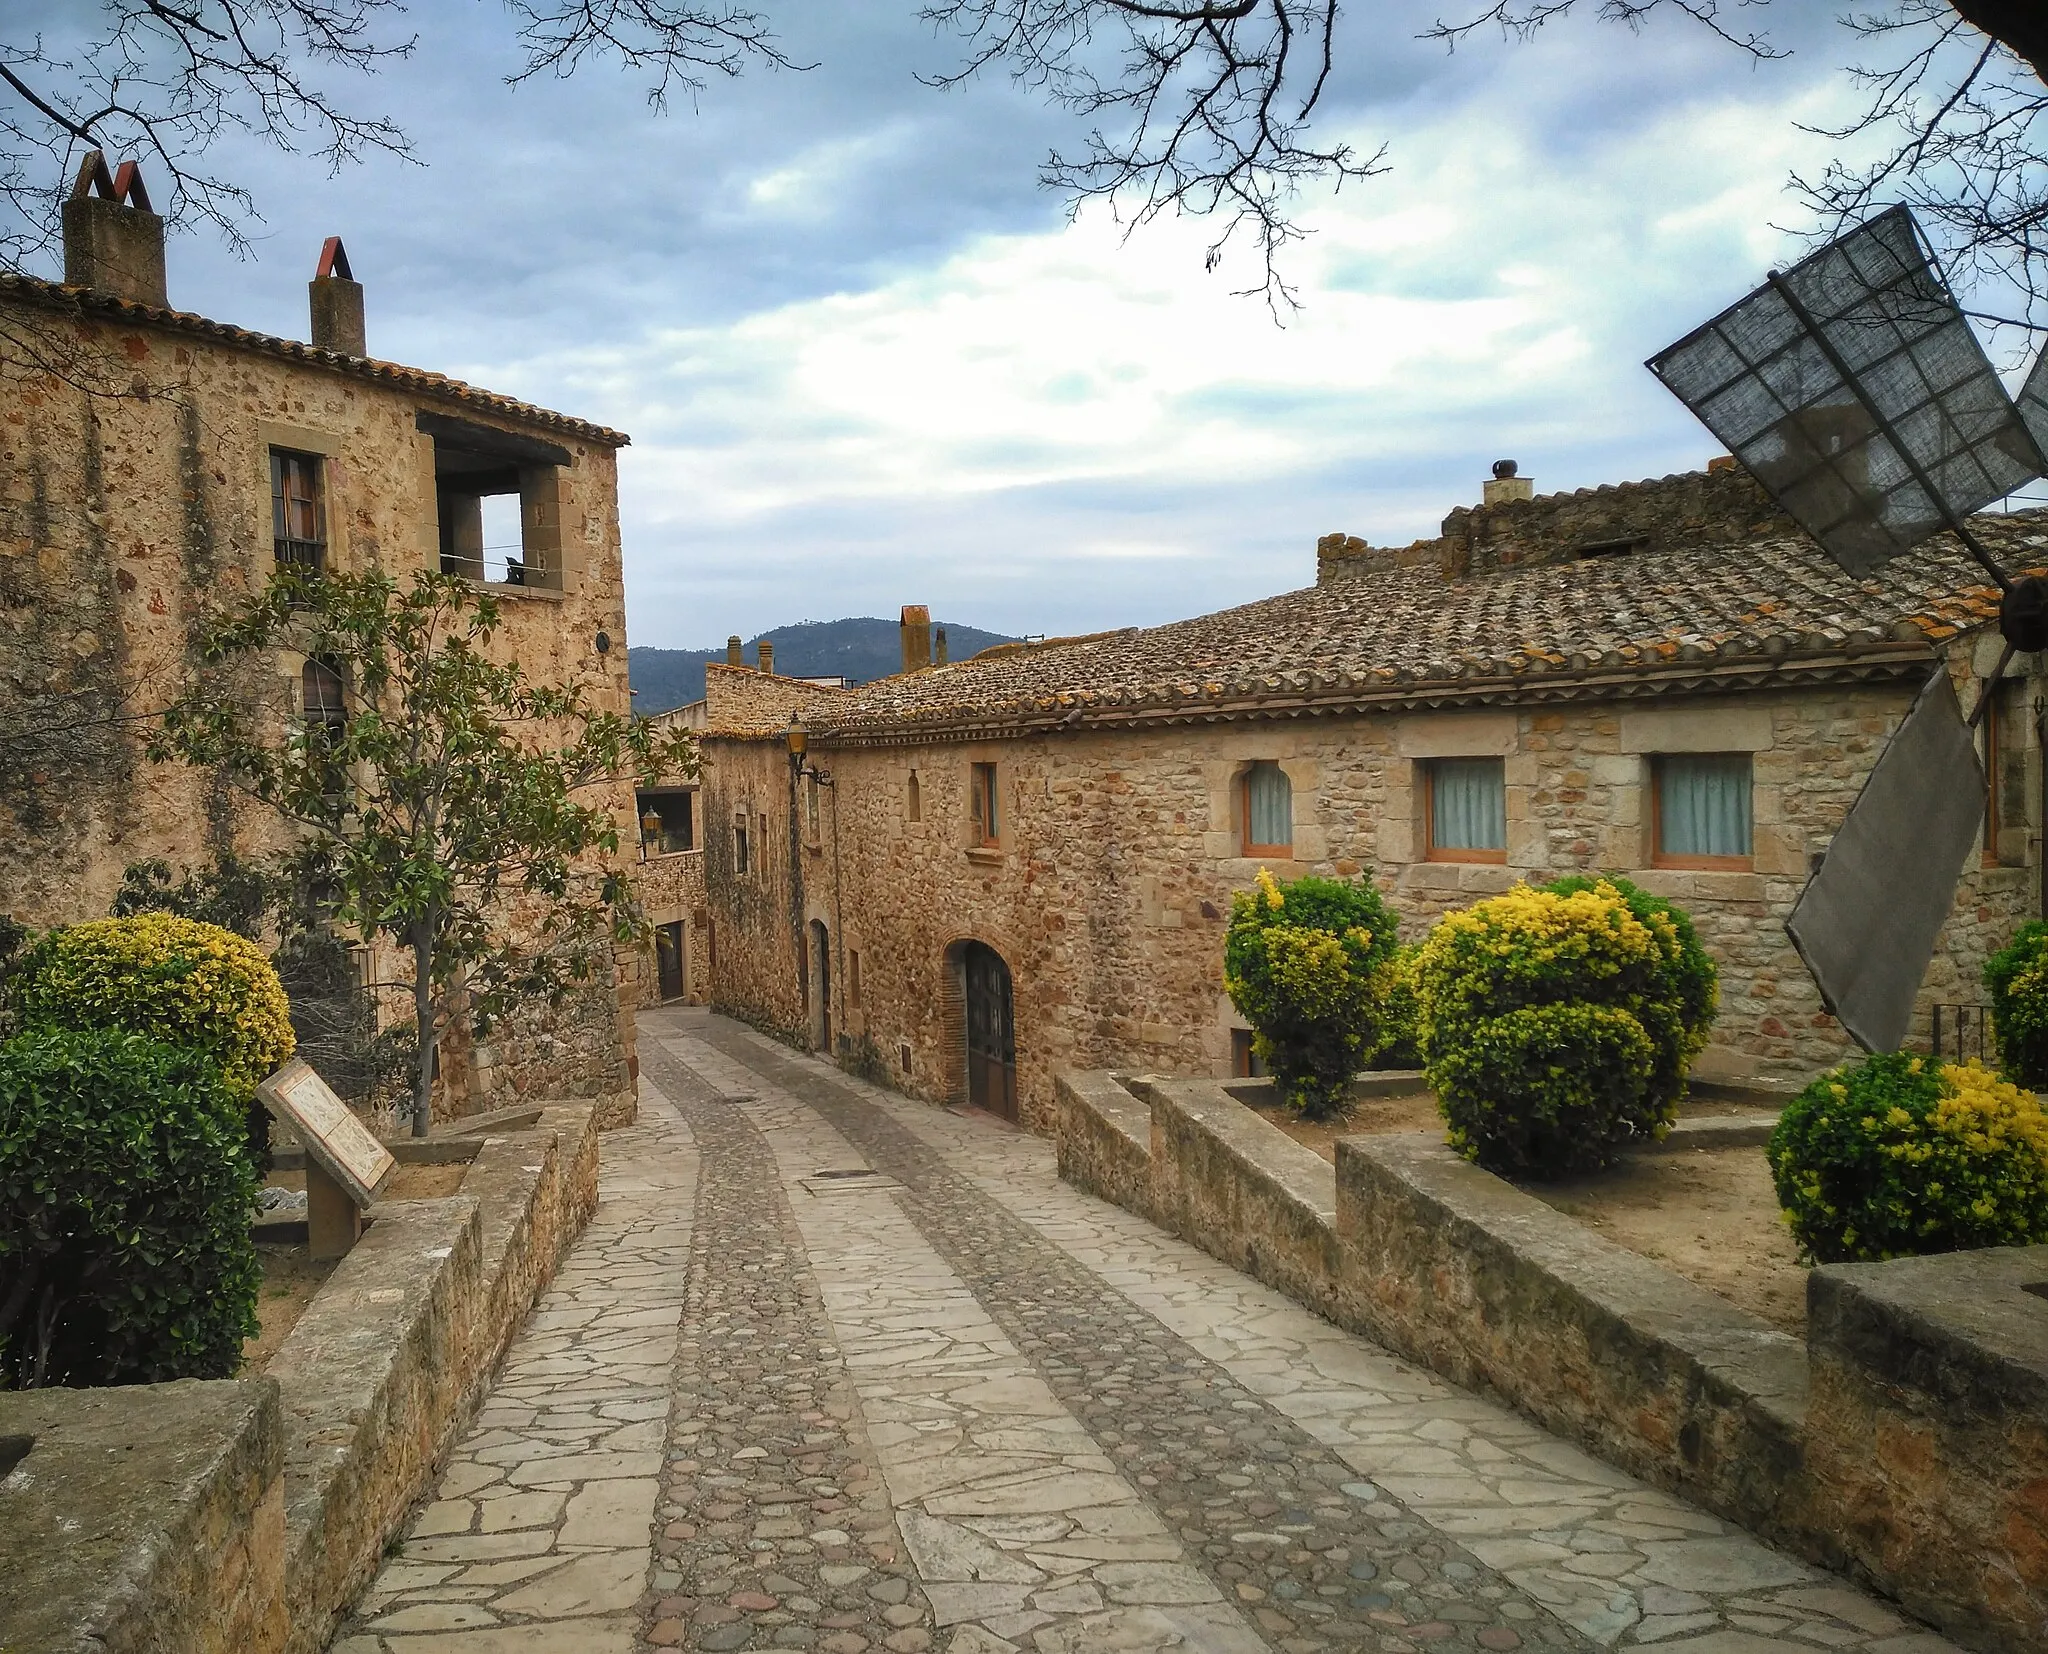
[639,805,663,858]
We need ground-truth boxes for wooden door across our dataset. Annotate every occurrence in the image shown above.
[655,922,684,1002]
[964,943,1017,1121]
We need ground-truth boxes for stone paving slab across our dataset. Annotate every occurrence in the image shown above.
[679,1014,1962,1654]
[325,1013,1963,1654]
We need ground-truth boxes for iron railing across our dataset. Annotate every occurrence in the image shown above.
[1927,1002,1993,1064]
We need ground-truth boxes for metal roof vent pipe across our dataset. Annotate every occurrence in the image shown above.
[62,152,166,307]
[1482,458,1533,507]
[900,605,932,674]
[309,236,366,356]
[757,639,775,676]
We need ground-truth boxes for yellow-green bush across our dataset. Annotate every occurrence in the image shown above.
[1224,869,1399,1120]
[1983,921,2048,1089]
[1371,945,1424,1070]
[9,913,295,1104]
[1768,1053,2048,1263]
[1416,877,1716,1177]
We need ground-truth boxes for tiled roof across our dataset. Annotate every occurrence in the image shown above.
[0,272,629,448]
[811,513,2048,743]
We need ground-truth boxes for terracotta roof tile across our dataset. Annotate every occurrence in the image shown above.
[814,513,2048,741]
[1,272,628,447]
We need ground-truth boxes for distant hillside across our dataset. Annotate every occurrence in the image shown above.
[629,617,1020,714]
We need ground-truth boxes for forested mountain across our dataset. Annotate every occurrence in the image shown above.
[628,616,1019,714]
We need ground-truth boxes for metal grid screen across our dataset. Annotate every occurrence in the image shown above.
[1648,207,2043,575]
[2020,337,2048,461]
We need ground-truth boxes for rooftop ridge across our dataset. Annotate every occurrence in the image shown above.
[0,271,629,448]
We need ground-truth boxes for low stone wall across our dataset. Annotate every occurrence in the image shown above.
[0,1379,286,1654]
[1805,1246,2048,1654]
[1334,1132,1810,1543]
[1057,1069,2045,1654]
[0,1101,601,1654]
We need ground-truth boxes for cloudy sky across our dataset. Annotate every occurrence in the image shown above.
[34,3,1910,648]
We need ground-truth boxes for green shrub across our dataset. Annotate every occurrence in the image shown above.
[0,1027,260,1388]
[10,912,295,1102]
[1224,868,1399,1121]
[1416,878,1716,1177]
[1371,945,1424,1070]
[1984,921,2048,1089]
[1768,1052,2048,1263]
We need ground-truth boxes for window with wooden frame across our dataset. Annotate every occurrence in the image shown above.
[733,817,750,875]
[1230,1028,1268,1078]
[1425,757,1507,862]
[271,448,327,572]
[1239,762,1293,856]
[301,656,349,798]
[1651,753,1753,869]
[969,762,1000,847]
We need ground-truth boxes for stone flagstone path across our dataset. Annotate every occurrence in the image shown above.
[332,1007,1960,1654]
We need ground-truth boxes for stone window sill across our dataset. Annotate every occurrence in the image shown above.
[965,846,1004,867]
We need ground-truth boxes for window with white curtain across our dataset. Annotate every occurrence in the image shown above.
[1241,762,1293,853]
[1654,753,1753,864]
[1427,758,1506,859]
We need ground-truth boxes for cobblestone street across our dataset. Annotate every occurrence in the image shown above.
[332,1007,1958,1654]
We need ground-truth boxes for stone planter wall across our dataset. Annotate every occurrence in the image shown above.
[1056,1068,2048,1654]
[0,1100,601,1654]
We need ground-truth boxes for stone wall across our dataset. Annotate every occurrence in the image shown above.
[702,660,851,734]
[1057,1068,2046,1654]
[624,847,709,1011]
[703,669,2039,1131]
[0,289,644,1118]
[1317,466,1797,583]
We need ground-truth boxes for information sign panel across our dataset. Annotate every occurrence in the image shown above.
[256,1058,396,1208]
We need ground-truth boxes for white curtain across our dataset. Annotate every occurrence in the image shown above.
[1660,753,1753,857]
[1432,758,1506,851]
[1247,763,1292,848]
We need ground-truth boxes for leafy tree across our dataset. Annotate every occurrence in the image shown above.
[151,567,696,1136]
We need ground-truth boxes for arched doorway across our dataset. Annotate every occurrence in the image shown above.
[962,942,1017,1121]
[809,918,832,1052]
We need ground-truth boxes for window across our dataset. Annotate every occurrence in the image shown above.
[1231,1028,1268,1078]
[637,790,693,856]
[849,948,863,1008]
[422,410,568,590]
[1653,753,1753,867]
[1240,762,1293,855]
[301,656,348,797]
[271,449,326,572]
[804,774,821,841]
[733,817,750,875]
[1426,758,1507,861]
[907,769,922,823]
[970,762,1000,847]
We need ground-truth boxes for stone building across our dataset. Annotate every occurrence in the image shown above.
[700,467,2048,1132]
[0,155,645,1121]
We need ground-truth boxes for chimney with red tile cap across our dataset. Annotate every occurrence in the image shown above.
[62,152,166,307]
[309,236,366,356]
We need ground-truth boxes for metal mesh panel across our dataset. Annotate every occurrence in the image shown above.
[1649,207,2044,575]
[1785,668,1986,1053]
[2019,340,2048,461]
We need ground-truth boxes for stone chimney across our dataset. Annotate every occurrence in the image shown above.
[1482,459,1534,507]
[62,152,166,307]
[900,606,932,675]
[757,639,775,676]
[308,236,366,356]
[726,635,743,666]
[934,626,949,666]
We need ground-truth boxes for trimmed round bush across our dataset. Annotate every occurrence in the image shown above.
[0,1027,260,1388]
[1768,1052,2048,1263]
[1984,921,2048,1090]
[1416,877,1716,1177]
[9,912,295,1103]
[1224,869,1399,1121]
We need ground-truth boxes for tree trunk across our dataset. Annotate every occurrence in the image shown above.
[411,927,435,1139]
